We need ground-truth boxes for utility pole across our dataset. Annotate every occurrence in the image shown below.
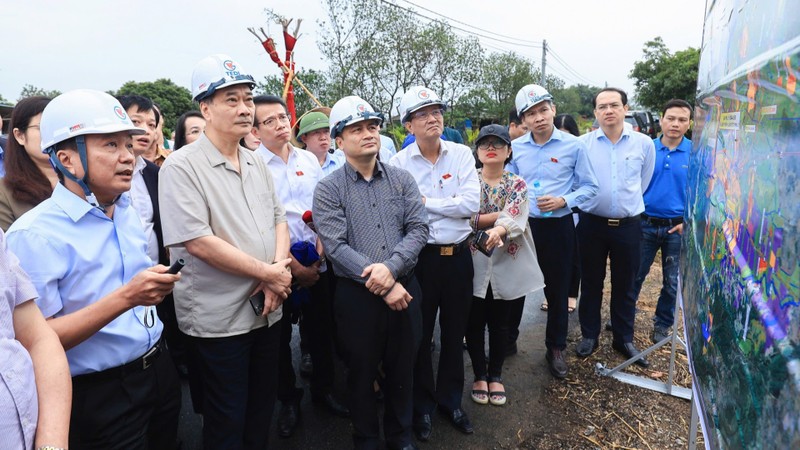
[541,39,547,86]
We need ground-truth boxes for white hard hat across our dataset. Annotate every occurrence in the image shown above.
[192,54,255,102]
[329,96,384,138]
[515,84,554,116]
[399,86,446,123]
[40,89,145,153]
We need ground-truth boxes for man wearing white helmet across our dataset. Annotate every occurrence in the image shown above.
[159,54,293,449]
[507,84,598,379]
[576,87,655,368]
[6,89,182,448]
[389,86,480,441]
[314,95,428,450]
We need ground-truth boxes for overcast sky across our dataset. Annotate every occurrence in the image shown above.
[2,0,706,106]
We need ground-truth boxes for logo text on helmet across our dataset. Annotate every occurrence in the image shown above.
[223,60,240,77]
[70,124,85,133]
[418,90,430,100]
[357,104,366,112]
[114,106,127,120]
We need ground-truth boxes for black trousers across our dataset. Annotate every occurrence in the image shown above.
[69,343,181,449]
[192,323,281,450]
[335,277,422,450]
[278,271,336,401]
[413,244,473,415]
[577,214,642,343]
[530,215,576,350]
[465,284,521,380]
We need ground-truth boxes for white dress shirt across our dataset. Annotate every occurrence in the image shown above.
[130,156,159,264]
[389,139,480,244]
[579,128,655,218]
[256,144,323,245]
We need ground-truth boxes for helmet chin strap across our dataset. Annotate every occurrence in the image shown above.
[48,135,105,212]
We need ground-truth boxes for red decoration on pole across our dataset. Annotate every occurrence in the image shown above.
[248,19,303,124]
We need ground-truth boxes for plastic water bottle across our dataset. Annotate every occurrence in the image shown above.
[532,180,552,217]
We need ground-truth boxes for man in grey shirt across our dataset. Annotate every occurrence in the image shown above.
[314,95,428,450]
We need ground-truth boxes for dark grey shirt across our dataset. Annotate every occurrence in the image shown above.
[313,161,429,283]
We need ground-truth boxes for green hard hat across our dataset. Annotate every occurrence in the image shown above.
[297,111,330,142]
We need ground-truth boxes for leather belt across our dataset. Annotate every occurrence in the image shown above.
[424,240,469,256]
[72,339,164,385]
[642,214,683,227]
[583,213,641,227]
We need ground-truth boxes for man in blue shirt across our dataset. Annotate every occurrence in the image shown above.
[576,87,656,367]
[508,84,598,378]
[631,99,693,344]
[6,89,182,448]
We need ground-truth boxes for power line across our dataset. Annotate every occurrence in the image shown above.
[379,0,542,50]
[397,0,542,46]
[547,46,599,85]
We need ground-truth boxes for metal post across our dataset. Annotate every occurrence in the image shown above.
[540,39,547,86]
[688,394,699,450]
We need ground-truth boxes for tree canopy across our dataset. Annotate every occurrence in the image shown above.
[629,37,700,111]
[115,79,194,134]
[18,84,61,101]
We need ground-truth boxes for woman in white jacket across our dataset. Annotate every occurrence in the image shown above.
[465,125,545,406]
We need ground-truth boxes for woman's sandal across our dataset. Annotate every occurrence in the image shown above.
[471,377,489,405]
[488,376,507,406]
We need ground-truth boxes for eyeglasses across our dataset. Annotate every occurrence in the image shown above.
[259,113,291,129]
[411,108,444,121]
[596,103,624,111]
[477,140,508,150]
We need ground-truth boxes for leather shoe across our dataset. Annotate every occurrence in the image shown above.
[612,341,650,368]
[277,395,302,438]
[312,392,350,417]
[575,338,599,357]
[652,326,671,344]
[545,349,569,379]
[438,406,474,434]
[299,353,313,377]
[413,414,432,441]
[605,320,613,332]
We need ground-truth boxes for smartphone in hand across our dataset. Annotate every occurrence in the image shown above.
[474,230,494,257]
[248,291,266,316]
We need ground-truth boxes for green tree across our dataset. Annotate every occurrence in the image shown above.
[116,79,194,135]
[18,84,61,101]
[629,37,700,111]
[256,68,332,116]
[0,93,10,104]
[551,84,602,117]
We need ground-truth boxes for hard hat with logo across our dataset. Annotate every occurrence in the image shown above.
[515,84,554,117]
[40,89,146,210]
[329,96,384,138]
[297,112,330,142]
[191,54,256,102]
[399,86,447,123]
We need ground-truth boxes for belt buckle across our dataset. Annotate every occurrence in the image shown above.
[608,219,620,227]
[440,246,454,256]
[142,344,158,370]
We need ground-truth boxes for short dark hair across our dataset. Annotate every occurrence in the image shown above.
[661,99,693,116]
[117,95,160,126]
[253,95,288,124]
[508,108,522,126]
[173,111,204,150]
[592,87,628,108]
[554,114,580,137]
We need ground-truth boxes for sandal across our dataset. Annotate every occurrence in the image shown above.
[487,376,506,406]
[471,377,489,405]
[540,300,549,311]
[568,297,577,314]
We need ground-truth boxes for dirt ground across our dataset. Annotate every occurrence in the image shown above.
[523,257,700,450]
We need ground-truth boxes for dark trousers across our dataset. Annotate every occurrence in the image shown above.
[530,215,576,350]
[192,323,281,450]
[577,214,642,343]
[69,344,181,449]
[465,284,520,380]
[568,219,581,298]
[335,277,422,450]
[278,271,336,401]
[413,245,473,415]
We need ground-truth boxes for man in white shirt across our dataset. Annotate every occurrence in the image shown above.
[389,86,480,442]
[252,95,349,439]
[576,87,655,367]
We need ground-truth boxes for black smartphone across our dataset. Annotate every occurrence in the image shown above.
[248,291,266,316]
[474,230,494,257]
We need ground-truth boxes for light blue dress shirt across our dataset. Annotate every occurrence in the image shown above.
[321,149,346,178]
[508,127,599,218]
[6,184,162,376]
[579,128,656,218]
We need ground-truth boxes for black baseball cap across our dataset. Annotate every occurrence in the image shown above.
[475,124,511,146]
